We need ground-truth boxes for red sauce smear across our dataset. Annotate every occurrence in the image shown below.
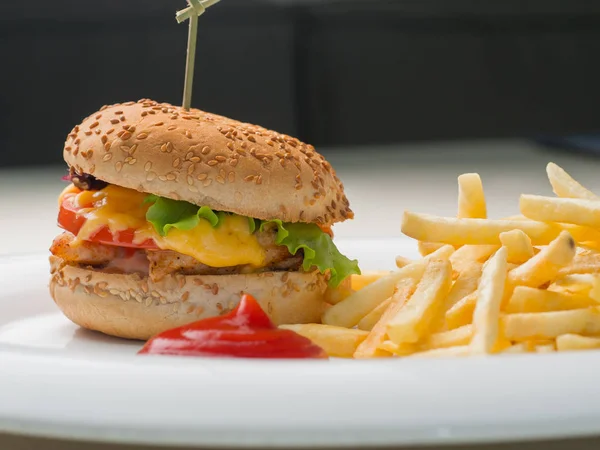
[138,294,328,359]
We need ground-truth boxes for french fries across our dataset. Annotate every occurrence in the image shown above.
[470,247,508,354]
[457,173,487,219]
[499,229,533,264]
[505,286,597,313]
[401,212,562,246]
[546,162,598,200]
[357,298,391,331]
[506,231,575,292]
[556,334,600,351]
[502,307,600,341]
[521,195,600,229]
[386,260,452,344]
[298,162,600,359]
[279,324,368,358]
[322,245,454,328]
[350,271,391,292]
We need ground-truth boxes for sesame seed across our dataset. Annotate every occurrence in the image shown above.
[107,128,114,135]
[203,179,212,187]
[207,160,218,166]
[188,185,199,193]
[101,136,108,144]
[120,115,126,122]
[114,110,123,115]
[187,164,195,174]
[121,131,132,140]
[226,142,234,151]
[215,155,226,162]
[185,151,194,160]
[229,159,238,167]
[144,161,152,172]
[115,162,123,172]
[141,111,148,117]
[197,173,208,181]
[248,135,256,143]
[266,140,274,146]
[216,176,225,184]
[173,158,181,168]
[201,146,211,155]
[146,171,157,181]
[228,172,235,183]
[235,148,246,156]
[212,284,219,295]
[167,125,177,131]
[190,156,201,163]
[89,165,96,174]
[158,175,167,181]
[187,175,194,186]
[90,121,99,129]
[110,119,119,125]
[185,130,192,139]
[244,175,254,182]
[136,132,148,140]
[103,153,112,162]
[166,173,176,181]
[84,131,92,136]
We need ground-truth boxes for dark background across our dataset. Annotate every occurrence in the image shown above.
[2,0,600,167]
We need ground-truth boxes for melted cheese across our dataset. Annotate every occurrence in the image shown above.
[69,185,265,268]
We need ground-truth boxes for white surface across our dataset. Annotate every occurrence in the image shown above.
[2,139,600,255]
[2,240,600,448]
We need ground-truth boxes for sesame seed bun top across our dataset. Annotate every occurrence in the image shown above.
[63,99,353,226]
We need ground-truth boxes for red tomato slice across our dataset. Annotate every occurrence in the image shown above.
[58,190,158,249]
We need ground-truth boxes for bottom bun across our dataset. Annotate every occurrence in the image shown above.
[49,256,328,340]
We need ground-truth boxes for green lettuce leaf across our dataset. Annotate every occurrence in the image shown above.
[259,220,361,288]
[145,195,220,236]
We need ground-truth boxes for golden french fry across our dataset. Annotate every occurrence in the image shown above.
[502,343,529,354]
[470,247,508,354]
[502,307,600,340]
[499,229,534,264]
[424,324,472,349]
[323,244,454,328]
[377,340,418,356]
[386,260,453,345]
[556,333,600,351]
[418,241,445,257]
[350,271,391,292]
[357,297,391,331]
[324,276,354,305]
[506,286,598,313]
[443,262,482,312]
[401,211,563,246]
[449,245,498,275]
[535,343,556,353]
[354,277,419,358]
[407,345,471,358]
[546,162,599,200]
[445,291,477,330]
[279,324,368,358]
[559,224,600,245]
[507,231,575,292]
[457,173,487,219]
[558,250,600,276]
[551,274,600,302]
[520,195,600,228]
[395,256,413,269]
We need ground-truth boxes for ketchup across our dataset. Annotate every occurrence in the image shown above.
[138,294,328,359]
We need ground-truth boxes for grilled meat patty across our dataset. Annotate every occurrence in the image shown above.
[50,231,302,280]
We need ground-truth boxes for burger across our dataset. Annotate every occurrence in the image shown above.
[49,99,360,340]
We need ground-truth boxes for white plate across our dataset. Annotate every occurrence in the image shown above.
[2,238,600,448]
